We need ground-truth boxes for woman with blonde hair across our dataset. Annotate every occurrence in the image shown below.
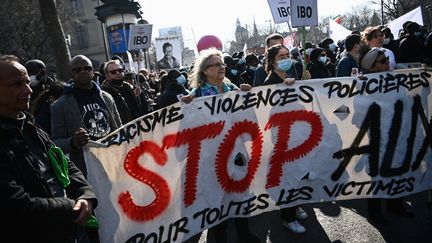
[181,48,258,243]
[182,48,250,100]
[362,26,396,70]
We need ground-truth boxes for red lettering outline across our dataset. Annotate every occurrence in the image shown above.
[265,110,323,188]
[215,120,263,192]
[163,121,225,206]
[119,141,170,221]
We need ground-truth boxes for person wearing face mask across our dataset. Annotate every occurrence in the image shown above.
[24,59,55,111]
[240,53,260,86]
[263,44,298,85]
[290,47,305,80]
[381,27,399,62]
[263,44,299,86]
[398,22,426,63]
[234,51,247,75]
[156,69,190,109]
[253,33,301,87]
[224,54,244,87]
[320,38,338,65]
[307,48,334,79]
[262,44,309,234]
[101,59,143,124]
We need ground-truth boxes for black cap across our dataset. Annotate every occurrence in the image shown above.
[224,55,238,67]
[167,69,181,80]
[310,48,325,61]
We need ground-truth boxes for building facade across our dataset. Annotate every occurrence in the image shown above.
[69,0,108,66]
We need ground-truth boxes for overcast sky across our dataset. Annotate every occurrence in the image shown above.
[138,0,379,48]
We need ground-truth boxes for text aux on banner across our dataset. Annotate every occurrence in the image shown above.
[290,0,318,27]
[267,0,291,24]
[85,68,432,243]
[128,24,153,50]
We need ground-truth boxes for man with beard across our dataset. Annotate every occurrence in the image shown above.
[101,59,144,124]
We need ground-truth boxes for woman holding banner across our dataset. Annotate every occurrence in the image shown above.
[263,43,309,234]
[181,48,258,243]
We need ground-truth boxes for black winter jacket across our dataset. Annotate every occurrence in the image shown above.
[0,112,97,242]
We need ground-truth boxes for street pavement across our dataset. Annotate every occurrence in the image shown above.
[193,191,432,243]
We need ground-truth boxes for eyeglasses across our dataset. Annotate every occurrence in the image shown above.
[72,66,93,73]
[375,56,389,65]
[108,68,125,75]
[206,62,226,69]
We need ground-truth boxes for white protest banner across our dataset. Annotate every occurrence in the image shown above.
[290,0,318,27]
[85,68,432,243]
[267,0,291,24]
[128,24,153,50]
[330,7,424,42]
[329,18,351,43]
[387,6,423,39]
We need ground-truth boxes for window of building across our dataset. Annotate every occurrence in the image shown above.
[71,0,83,15]
[76,25,89,49]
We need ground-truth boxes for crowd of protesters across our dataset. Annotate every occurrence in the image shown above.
[1,20,431,242]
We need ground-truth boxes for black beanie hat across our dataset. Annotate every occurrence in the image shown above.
[167,69,182,81]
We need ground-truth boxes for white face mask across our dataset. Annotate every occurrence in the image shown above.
[249,66,257,71]
[383,38,390,45]
[29,70,42,87]
[319,56,327,63]
[29,76,40,87]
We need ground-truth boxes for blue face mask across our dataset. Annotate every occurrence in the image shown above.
[231,69,238,76]
[176,75,186,85]
[249,66,257,71]
[329,43,337,52]
[277,58,292,71]
[414,32,422,38]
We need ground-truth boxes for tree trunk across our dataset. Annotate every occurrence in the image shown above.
[38,0,71,81]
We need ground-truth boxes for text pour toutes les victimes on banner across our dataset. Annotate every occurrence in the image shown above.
[84,68,432,243]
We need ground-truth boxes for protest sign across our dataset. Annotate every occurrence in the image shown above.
[267,0,291,24]
[85,68,432,243]
[128,24,152,50]
[290,0,318,27]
